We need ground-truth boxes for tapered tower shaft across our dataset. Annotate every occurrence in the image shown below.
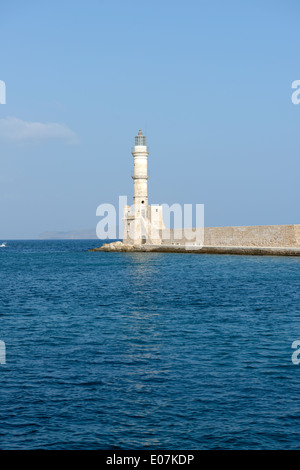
[131,129,149,208]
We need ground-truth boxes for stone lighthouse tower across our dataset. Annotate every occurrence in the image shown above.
[123,129,164,245]
[132,129,149,208]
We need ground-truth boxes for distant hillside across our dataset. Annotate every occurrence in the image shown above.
[38,229,98,239]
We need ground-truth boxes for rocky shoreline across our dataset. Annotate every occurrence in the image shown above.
[89,242,300,256]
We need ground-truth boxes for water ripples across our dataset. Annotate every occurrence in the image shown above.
[0,241,300,449]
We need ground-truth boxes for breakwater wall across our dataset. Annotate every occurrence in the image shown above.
[161,225,300,248]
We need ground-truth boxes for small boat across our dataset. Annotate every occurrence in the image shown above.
[0,242,6,247]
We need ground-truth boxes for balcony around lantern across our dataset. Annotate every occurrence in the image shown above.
[131,172,149,179]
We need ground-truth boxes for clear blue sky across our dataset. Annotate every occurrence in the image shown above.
[0,0,299,238]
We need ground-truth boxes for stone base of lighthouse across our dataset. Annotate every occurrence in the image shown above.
[122,204,165,246]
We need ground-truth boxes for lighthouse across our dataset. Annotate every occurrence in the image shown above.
[123,129,164,245]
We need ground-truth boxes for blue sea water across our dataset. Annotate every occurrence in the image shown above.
[0,240,300,449]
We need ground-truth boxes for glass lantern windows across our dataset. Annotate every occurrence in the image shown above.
[135,135,146,146]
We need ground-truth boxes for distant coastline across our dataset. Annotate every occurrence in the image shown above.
[38,229,98,240]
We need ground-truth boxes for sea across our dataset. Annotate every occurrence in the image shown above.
[0,239,300,450]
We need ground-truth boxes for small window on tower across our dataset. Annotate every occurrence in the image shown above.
[141,200,144,204]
